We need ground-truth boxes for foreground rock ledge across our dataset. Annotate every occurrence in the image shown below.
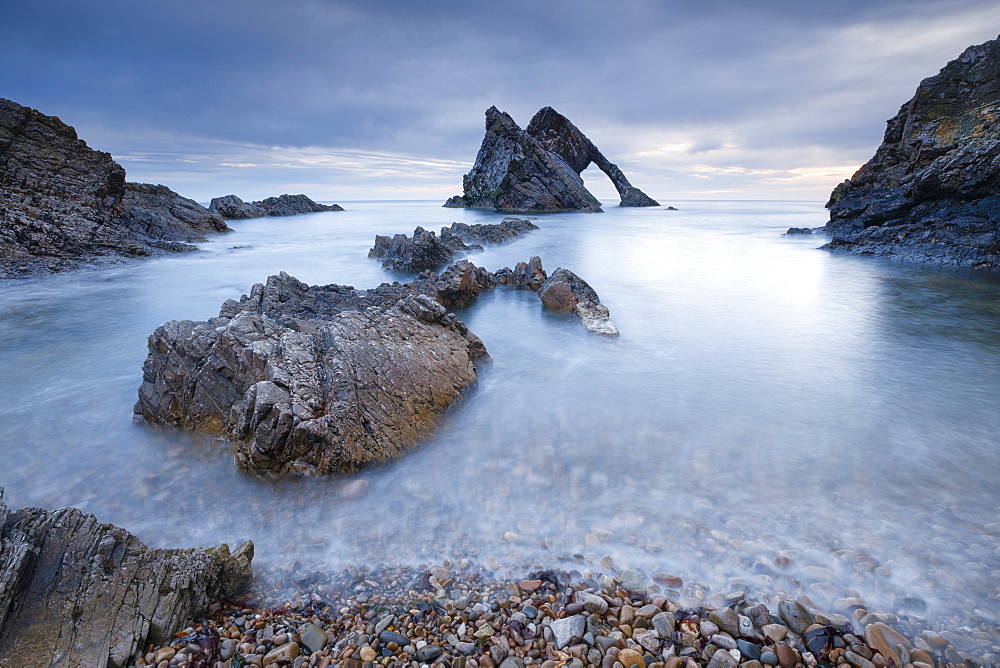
[823,34,1000,268]
[0,488,252,667]
[0,98,230,278]
[135,259,617,477]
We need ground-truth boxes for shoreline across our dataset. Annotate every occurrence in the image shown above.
[134,561,996,667]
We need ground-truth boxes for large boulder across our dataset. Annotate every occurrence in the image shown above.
[208,193,343,219]
[823,35,1000,268]
[0,98,230,278]
[369,226,458,271]
[443,106,604,213]
[526,107,659,207]
[0,488,252,667]
[135,272,489,476]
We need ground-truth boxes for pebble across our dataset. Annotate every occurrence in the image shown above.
[708,609,740,637]
[618,647,645,667]
[619,570,644,593]
[777,600,812,635]
[550,615,586,649]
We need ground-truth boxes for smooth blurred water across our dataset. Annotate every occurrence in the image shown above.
[1,200,998,625]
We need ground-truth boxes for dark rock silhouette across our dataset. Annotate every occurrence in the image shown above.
[135,258,617,476]
[0,488,252,667]
[824,35,1000,268]
[444,107,602,213]
[209,193,343,219]
[369,218,539,272]
[0,98,230,278]
[526,107,659,207]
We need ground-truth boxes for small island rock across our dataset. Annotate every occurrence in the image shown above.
[209,193,343,219]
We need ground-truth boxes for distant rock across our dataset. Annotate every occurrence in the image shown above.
[0,98,230,278]
[369,218,539,272]
[823,35,1000,268]
[0,487,252,667]
[369,226,458,272]
[666,206,678,211]
[209,193,343,219]
[444,106,604,213]
[785,227,813,235]
[538,268,620,336]
[136,258,617,476]
[441,217,539,245]
[526,107,659,207]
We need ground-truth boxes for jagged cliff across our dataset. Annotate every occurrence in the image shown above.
[824,36,1000,268]
[445,106,658,212]
[0,98,229,278]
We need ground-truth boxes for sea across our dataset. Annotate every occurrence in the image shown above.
[1,200,998,629]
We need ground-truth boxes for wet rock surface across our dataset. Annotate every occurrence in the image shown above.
[0,487,252,667]
[538,268,620,337]
[823,35,1000,268]
[0,98,230,278]
[132,561,997,667]
[370,219,540,272]
[444,107,604,213]
[209,193,343,219]
[135,258,618,476]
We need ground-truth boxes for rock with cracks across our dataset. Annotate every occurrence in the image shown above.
[209,193,343,219]
[135,258,617,476]
[443,107,604,213]
[823,34,1000,268]
[0,98,230,278]
[0,487,252,667]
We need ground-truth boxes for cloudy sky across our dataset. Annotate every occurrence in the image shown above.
[3,0,999,203]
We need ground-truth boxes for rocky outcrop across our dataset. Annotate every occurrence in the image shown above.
[135,258,616,476]
[0,487,252,667]
[526,107,659,207]
[208,194,343,219]
[0,98,230,278]
[440,217,539,245]
[444,107,604,213]
[369,226,459,272]
[538,268,620,336]
[785,227,813,235]
[444,107,658,212]
[369,218,540,272]
[135,272,490,476]
[823,35,1000,268]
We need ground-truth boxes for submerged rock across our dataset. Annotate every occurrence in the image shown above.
[209,193,343,219]
[823,35,1000,268]
[0,487,252,667]
[136,258,616,476]
[538,268,620,336]
[444,106,604,213]
[526,107,659,207]
[0,98,230,278]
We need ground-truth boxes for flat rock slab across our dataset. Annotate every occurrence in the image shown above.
[0,488,252,667]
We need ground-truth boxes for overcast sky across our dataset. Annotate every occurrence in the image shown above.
[3,0,998,203]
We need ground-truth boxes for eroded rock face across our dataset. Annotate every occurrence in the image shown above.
[136,257,616,476]
[0,488,252,667]
[441,217,539,245]
[526,107,659,207]
[0,98,230,278]
[824,35,1000,268]
[538,268,620,337]
[369,226,458,271]
[208,193,344,219]
[444,107,604,213]
[135,272,489,476]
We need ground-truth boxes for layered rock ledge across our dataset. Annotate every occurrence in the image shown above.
[445,107,658,213]
[135,258,616,476]
[209,194,344,219]
[369,218,539,272]
[0,487,252,667]
[823,35,1000,268]
[0,98,230,278]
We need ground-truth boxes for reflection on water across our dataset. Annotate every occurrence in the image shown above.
[1,201,998,627]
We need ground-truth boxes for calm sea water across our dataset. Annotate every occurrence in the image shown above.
[1,200,998,625]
